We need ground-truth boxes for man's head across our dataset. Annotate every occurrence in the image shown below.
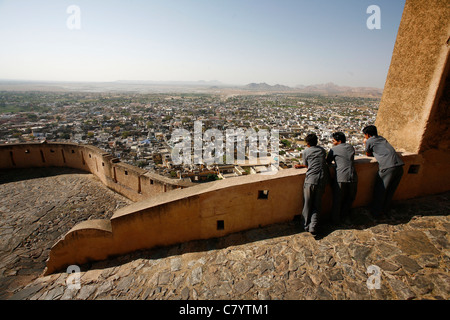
[305,133,318,147]
[363,125,378,139]
[332,132,346,145]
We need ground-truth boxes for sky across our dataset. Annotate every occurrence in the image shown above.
[0,0,406,88]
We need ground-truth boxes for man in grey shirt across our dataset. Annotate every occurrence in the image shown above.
[363,125,404,219]
[296,133,330,236]
[326,132,358,225]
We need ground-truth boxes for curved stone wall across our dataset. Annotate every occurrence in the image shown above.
[0,141,193,202]
[1,143,449,274]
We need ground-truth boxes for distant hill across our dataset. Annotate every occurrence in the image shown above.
[243,82,292,91]
[114,80,226,86]
[294,82,383,98]
[0,80,383,98]
[240,82,382,98]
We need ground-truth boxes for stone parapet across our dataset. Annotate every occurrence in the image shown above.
[0,141,193,202]
[1,142,449,275]
[43,150,450,274]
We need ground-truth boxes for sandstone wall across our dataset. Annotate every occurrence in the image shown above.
[0,142,191,202]
[375,0,450,154]
[2,141,449,275]
[42,150,450,274]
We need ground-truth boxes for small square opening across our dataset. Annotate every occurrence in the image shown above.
[217,220,224,230]
[258,190,269,200]
[408,164,420,174]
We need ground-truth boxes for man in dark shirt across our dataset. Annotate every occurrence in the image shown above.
[363,125,404,219]
[326,132,358,225]
[296,133,329,236]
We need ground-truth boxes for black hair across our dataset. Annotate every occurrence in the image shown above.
[332,132,346,143]
[363,125,378,137]
[305,133,318,146]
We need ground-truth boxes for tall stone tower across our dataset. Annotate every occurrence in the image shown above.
[374,0,450,196]
[376,0,450,155]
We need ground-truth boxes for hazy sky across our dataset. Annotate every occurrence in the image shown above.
[0,0,406,88]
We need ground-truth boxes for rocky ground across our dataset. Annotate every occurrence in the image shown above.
[0,167,449,301]
[0,167,132,299]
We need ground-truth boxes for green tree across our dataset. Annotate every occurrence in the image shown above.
[281,139,291,148]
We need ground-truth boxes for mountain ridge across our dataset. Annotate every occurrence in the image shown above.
[0,79,383,97]
[241,81,382,97]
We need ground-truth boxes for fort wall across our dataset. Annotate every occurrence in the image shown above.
[0,142,192,202]
[40,150,449,274]
[1,140,450,275]
[0,140,448,276]
[0,138,443,274]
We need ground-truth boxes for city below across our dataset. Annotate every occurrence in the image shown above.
[0,81,380,183]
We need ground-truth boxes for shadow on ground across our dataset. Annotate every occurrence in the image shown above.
[0,167,89,185]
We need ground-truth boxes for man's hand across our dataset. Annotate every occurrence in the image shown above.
[295,164,307,169]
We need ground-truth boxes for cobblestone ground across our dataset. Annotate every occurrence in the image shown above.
[1,168,449,300]
[0,167,132,299]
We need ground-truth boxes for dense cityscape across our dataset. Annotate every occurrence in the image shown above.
[0,90,378,182]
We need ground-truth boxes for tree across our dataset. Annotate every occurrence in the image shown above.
[281,139,291,148]
[137,161,147,169]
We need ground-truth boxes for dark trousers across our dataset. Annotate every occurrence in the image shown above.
[372,165,404,216]
[331,180,358,224]
[302,182,326,233]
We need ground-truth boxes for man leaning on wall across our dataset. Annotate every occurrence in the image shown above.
[363,125,404,220]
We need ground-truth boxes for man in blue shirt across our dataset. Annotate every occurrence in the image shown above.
[363,125,404,219]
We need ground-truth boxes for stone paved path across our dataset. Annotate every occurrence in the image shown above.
[0,168,132,299]
[1,168,449,300]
